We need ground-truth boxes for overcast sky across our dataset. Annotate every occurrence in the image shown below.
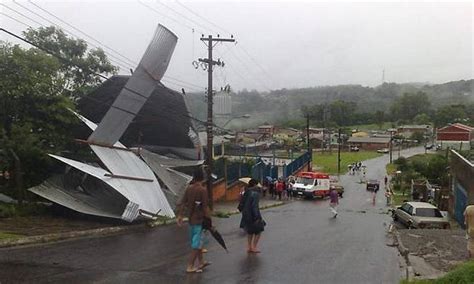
[1,0,473,92]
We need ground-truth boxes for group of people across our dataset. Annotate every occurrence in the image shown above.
[263,176,295,201]
[177,168,266,273]
[348,161,364,175]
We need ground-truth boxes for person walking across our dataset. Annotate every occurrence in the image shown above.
[240,179,265,253]
[269,179,276,199]
[177,167,212,273]
[329,187,339,218]
[286,177,294,200]
[464,204,474,258]
[275,178,284,201]
[384,176,388,186]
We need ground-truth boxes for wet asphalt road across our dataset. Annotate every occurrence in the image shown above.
[0,147,426,284]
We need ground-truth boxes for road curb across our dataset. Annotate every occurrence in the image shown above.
[0,225,143,248]
[0,202,286,248]
[393,230,414,281]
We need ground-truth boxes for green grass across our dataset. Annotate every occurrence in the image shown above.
[392,193,410,206]
[312,151,383,174]
[0,232,22,241]
[401,260,474,284]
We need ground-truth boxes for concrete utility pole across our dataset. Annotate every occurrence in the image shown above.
[337,128,342,175]
[389,130,393,164]
[199,35,235,210]
[306,114,312,171]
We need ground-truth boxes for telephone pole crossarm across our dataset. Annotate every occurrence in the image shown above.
[200,37,235,42]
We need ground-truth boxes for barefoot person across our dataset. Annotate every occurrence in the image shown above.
[240,179,265,253]
[177,167,212,273]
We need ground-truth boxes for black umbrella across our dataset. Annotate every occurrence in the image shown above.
[203,217,228,253]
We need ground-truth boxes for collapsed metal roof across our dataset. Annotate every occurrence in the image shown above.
[28,24,201,222]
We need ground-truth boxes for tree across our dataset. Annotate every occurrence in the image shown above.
[413,113,431,125]
[1,26,118,200]
[375,110,385,129]
[390,92,431,122]
[23,26,117,99]
[433,105,467,128]
[329,100,356,126]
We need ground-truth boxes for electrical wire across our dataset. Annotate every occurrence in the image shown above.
[7,1,134,72]
[28,0,138,66]
[6,1,206,92]
[155,0,215,35]
[169,1,274,91]
[175,0,233,36]
[137,0,196,32]
[0,27,223,132]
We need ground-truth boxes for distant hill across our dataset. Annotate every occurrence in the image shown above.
[185,79,473,128]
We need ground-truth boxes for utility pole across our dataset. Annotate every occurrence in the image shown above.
[306,114,312,171]
[389,130,393,164]
[337,128,341,175]
[199,35,235,211]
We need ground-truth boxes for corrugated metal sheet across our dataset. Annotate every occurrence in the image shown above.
[28,175,124,220]
[139,149,195,208]
[48,153,175,220]
[89,25,178,145]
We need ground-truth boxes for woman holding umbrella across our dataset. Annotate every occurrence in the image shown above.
[240,178,266,253]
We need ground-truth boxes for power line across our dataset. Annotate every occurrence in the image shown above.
[220,45,271,91]
[0,27,213,131]
[6,1,205,92]
[28,0,138,66]
[155,0,214,35]
[237,43,275,87]
[0,11,31,29]
[8,1,134,71]
[0,2,44,27]
[175,0,233,36]
[137,0,195,32]
[170,1,274,91]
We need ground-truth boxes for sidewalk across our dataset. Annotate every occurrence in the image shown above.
[396,228,468,280]
[0,198,286,248]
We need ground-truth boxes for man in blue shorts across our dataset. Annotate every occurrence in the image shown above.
[177,167,212,273]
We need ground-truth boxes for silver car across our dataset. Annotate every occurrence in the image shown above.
[392,202,450,229]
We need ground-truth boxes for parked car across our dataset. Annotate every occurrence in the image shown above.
[366,180,380,191]
[392,202,450,229]
[377,148,389,153]
[350,146,360,152]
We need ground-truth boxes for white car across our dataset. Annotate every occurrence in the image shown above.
[377,148,389,153]
[392,202,450,229]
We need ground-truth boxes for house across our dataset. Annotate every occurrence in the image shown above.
[275,128,301,138]
[347,136,390,150]
[436,123,474,150]
[235,131,266,144]
[309,133,324,148]
[258,125,275,136]
[449,149,474,228]
[274,128,301,144]
[303,127,325,136]
[397,125,432,138]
